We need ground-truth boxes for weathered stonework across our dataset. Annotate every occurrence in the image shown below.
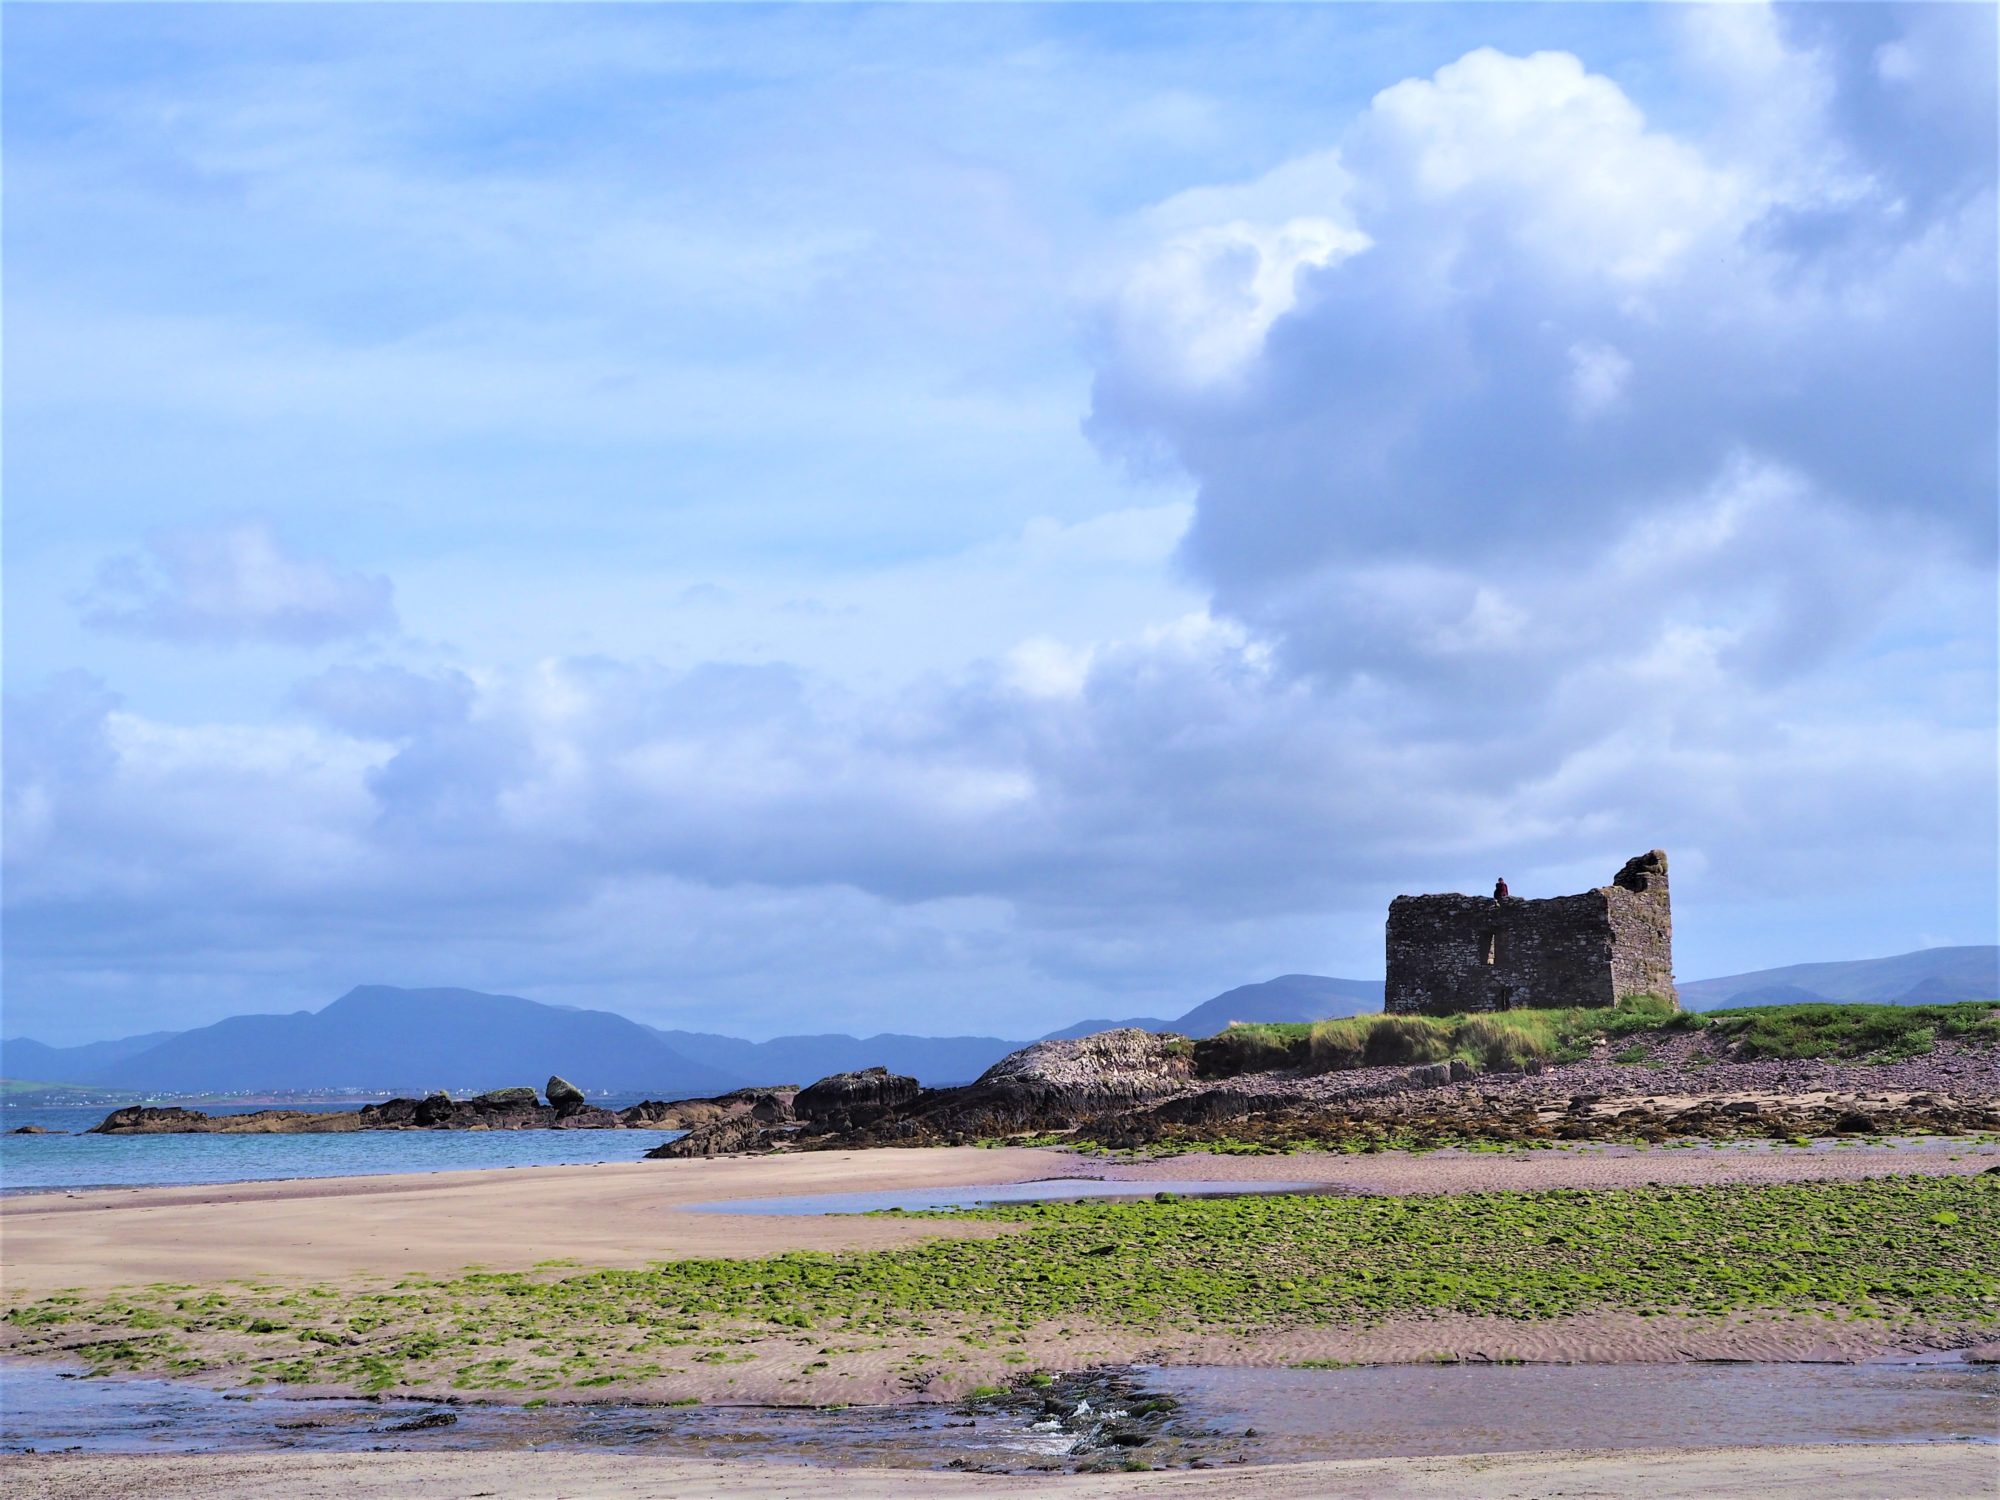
[1385,851,1676,1015]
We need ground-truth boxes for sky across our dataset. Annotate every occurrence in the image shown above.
[5,3,1995,1045]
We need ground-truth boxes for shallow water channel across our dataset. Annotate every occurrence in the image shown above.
[680,1177,1329,1214]
[5,1358,1992,1470]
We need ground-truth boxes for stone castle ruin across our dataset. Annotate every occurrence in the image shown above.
[1385,850,1676,1016]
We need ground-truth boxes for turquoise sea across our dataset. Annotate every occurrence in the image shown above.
[0,1100,684,1194]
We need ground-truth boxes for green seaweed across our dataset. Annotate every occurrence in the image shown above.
[5,1174,1993,1398]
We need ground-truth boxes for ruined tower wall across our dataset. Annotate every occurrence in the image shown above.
[1604,851,1677,1004]
[1383,850,1677,1016]
[1385,891,1615,1016]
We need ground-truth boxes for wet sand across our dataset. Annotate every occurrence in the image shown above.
[0,1148,1052,1293]
[6,1138,1992,1295]
[4,1444,1994,1499]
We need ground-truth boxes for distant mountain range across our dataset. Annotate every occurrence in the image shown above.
[1032,974,1382,1041]
[2,987,739,1099]
[5,947,1991,1098]
[1676,946,1999,1011]
[0,1030,180,1085]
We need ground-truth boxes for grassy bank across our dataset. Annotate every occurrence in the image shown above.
[6,1174,1994,1397]
[1194,999,1999,1079]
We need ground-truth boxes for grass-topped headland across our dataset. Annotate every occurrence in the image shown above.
[5,1174,1994,1400]
[1193,998,1999,1080]
[649,999,1998,1157]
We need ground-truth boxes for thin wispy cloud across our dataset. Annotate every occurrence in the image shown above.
[82,520,397,647]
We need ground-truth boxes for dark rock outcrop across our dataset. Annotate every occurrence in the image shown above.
[647,1032,1200,1154]
[647,1114,794,1158]
[87,1077,662,1135]
[546,1075,587,1113]
[469,1086,539,1109]
[89,1105,377,1135]
[366,1088,553,1129]
[794,1067,920,1130]
[868,1030,1196,1144]
[619,1087,797,1130]
[552,1107,623,1130]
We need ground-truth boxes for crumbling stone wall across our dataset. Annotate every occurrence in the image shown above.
[1385,850,1676,1015]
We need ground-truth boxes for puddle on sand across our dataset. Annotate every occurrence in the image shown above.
[1148,1358,2000,1461]
[681,1178,1338,1215]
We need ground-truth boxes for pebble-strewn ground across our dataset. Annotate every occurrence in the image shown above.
[1077,1035,2000,1151]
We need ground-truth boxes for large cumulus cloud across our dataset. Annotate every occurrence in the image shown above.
[1091,16,1995,750]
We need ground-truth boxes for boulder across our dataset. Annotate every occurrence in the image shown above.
[972,1030,1194,1107]
[545,1075,587,1113]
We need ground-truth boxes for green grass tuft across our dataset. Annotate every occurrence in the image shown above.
[1192,998,1996,1080]
[1702,1002,1997,1062]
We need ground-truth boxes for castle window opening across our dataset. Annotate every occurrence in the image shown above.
[1479,930,1498,965]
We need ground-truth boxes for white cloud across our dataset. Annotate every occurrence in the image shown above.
[1116,217,1370,387]
[1004,637,1095,700]
[1565,340,1631,419]
[83,520,396,646]
[1107,150,1370,389]
[1093,30,1995,699]
[7,569,1990,1041]
[1361,47,1744,283]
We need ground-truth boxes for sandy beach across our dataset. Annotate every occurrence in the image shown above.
[4,1444,1994,1499]
[7,1138,1993,1294]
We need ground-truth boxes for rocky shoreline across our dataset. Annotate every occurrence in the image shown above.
[79,1009,2000,1154]
[654,1023,2000,1156]
[87,1078,799,1135]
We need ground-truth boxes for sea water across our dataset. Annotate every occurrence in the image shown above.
[0,1101,684,1194]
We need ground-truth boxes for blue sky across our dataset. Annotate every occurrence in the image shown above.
[5,3,1995,1044]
